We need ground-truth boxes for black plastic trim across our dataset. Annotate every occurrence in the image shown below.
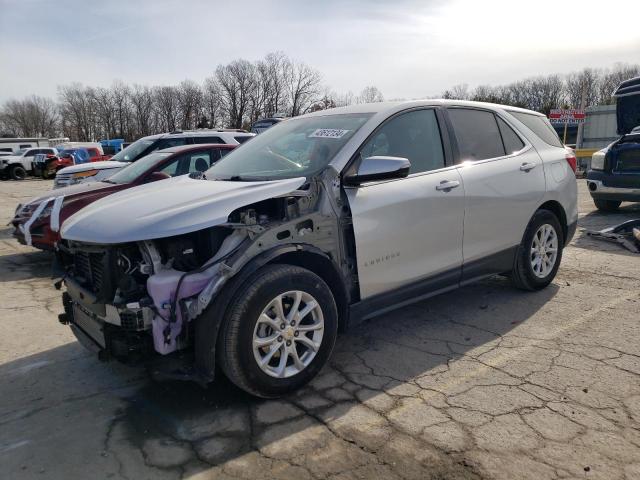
[349,246,520,327]
[566,220,577,246]
[349,267,461,324]
[461,246,518,284]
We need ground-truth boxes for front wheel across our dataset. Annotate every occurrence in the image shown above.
[511,210,563,291]
[594,199,621,212]
[9,165,27,180]
[218,264,338,398]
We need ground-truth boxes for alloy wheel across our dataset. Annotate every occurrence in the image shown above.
[530,223,558,278]
[252,290,324,378]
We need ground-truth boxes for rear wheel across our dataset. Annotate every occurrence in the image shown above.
[511,210,563,291]
[594,199,621,212]
[9,165,27,180]
[218,264,338,398]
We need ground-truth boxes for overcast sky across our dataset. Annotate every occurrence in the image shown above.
[1,0,639,103]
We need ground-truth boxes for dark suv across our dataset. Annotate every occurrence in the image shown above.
[587,76,640,211]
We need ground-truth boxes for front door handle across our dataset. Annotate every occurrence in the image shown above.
[520,162,537,172]
[435,180,460,191]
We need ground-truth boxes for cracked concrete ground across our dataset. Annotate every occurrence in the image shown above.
[1,179,639,480]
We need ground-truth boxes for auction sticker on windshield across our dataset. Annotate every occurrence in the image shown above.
[309,129,350,139]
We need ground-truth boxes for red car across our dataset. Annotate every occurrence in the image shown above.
[34,147,113,179]
[13,144,235,250]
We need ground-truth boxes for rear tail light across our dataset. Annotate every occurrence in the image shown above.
[565,153,577,173]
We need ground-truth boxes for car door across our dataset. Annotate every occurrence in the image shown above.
[345,108,465,300]
[23,149,38,170]
[446,108,546,281]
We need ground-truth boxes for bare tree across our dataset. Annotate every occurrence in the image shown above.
[110,81,132,139]
[202,77,223,128]
[471,85,504,104]
[357,86,384,103]
[154,86,180,132]
[129,84,155,137]
[565,68,600,109]
[8,58,640,142]
[525,75,565,115]
[597,63,640,105]
[263,51,290,116]
[178,80,203,130]
[442,84,470,100]
[216,59,256,128]
[287,60,322,117]
[58,83,98,141]
[0,95,58,137]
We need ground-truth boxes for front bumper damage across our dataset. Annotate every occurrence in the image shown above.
[57,176,352,383]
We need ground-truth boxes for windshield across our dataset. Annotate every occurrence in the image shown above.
[111,138,154,162]
[14,148,27,156]
[106,152,172,184]
[207,113,372,180]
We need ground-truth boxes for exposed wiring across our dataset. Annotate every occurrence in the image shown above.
[168,242,244,326]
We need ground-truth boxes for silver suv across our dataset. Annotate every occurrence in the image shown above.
[56,100,577,397]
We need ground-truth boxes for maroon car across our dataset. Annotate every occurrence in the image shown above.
[13,144,235,251]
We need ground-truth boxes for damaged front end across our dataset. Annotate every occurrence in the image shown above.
[57,175,353,382]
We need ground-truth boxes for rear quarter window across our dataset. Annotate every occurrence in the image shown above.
[509,111,563,148]
[496,117,525,154]
[234,136,252,144]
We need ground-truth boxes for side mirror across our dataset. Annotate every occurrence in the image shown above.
[145,171,171,183]
[344,156,411,186]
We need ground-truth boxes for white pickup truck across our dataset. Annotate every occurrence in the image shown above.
[0,147,59,180]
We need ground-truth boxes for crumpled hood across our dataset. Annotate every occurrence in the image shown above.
[61,175,307,243]
[58,160,127,174]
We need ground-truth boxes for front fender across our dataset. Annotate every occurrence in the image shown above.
[193,243,346,381]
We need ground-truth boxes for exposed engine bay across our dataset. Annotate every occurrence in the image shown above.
[57,176,358,380]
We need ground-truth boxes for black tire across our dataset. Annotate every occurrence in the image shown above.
[594,199,621,212]
[9,165,27,180]
[218,264,338,398]
[511,209,564,291]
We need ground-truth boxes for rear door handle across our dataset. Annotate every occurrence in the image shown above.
[520,162,537,172]
[435,180,460,191]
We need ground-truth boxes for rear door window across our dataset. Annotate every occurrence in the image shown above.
[359,108,446,174]
[171,151,214,176]
[448,108,506,161]
[509,111,564,147]
[187,151,213,172]
[496,117,525,154]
